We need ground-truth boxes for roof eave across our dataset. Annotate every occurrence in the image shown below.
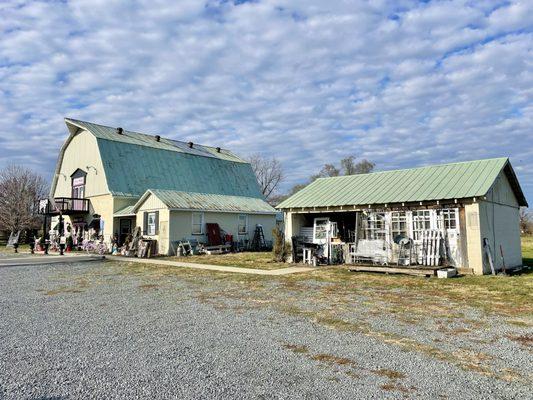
[167,207,277,215]
[502,160,528,207]
[132,189,159,213]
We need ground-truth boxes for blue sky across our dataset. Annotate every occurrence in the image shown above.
[0,0,532,203]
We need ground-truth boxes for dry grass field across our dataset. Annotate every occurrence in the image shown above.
[164,251,296,270]
[1,236,531,398]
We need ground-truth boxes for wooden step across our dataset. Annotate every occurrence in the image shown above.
[348,264,439,277]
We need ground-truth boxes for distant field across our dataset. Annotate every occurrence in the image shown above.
[522,235,533,267]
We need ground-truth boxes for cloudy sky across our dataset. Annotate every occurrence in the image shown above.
[1,0,532,202]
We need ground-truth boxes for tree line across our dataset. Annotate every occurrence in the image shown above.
[249,154,375,206]
[250,154,533,234]
[3,159,531,238]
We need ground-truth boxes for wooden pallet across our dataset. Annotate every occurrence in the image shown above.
[348,264,441,277]
[204,244,231,255]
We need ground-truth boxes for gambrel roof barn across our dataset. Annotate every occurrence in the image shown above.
[47,118,276,255]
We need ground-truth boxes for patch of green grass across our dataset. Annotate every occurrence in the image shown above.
[0,243,32,255]
[521,235,533,267]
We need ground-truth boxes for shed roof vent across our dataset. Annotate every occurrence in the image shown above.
[116,127,123,135]
[216,147,221,153]
[188,141,194,148]
[155,135,161,142]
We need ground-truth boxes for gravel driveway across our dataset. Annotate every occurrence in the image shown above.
[0,260,531,399]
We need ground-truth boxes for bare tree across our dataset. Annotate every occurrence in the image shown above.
[280,156,376,201]
[311,164,340,181]
[519,207,532,234]
[249,154,284,201]
[341,156,375,175]
[0,165,48,234]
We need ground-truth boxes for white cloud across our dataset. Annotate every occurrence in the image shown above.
[0,0,531,202]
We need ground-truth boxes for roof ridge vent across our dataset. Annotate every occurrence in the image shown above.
[155,135,161,142]
[188,141,194,148]
[116,127,123,135]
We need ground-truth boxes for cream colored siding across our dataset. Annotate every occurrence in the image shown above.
[51,130,116,243]
[51,193,115,244]
[284,212,306,244]
[53,130,109,198]
[485,171,520,207]
[464,203,483,274]
[135,193,170,255]
[137,193,167,211]
[88,194,115,241]
[168,211,191,244]
[479,202,521,271]
[478,171,522,272]
[168,210,275,252]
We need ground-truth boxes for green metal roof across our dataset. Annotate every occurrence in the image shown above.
[136,189,277,214]
[277,158,528,209]
[64,118,264,199]
[113,205,136,217]
[65,118,245,163]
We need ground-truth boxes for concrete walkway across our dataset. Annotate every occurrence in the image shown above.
[110,255,315,276]
[0,252,315,276]
[0,253,105,268]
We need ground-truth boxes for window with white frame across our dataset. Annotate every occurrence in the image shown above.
[147,212,157,235]
[238,214,248,235]
[364,212,386,240]
[391,211,407,238]
[192,212,204,235]
[412,210,431,240]
[438,208,457,230]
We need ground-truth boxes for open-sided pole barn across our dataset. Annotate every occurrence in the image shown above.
[277,158,527,275]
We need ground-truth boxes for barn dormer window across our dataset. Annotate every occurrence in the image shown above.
[71,169,87,199]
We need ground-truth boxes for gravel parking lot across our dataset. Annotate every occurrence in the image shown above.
[1,260,531,399]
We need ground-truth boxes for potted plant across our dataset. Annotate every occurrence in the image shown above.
[38,236,45,252]
[66,235,73,252]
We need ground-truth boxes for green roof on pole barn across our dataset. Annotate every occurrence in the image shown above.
[134,189,277,214]
[64,118,264,200]
[277,158,528,209]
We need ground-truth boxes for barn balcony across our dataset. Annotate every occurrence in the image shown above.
[38,197,90,216]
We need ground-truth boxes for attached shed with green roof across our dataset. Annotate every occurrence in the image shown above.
[278,158,527,275]
[49,118,276,254]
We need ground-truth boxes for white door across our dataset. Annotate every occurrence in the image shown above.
[313,218,329,245]
[436,208,460,266]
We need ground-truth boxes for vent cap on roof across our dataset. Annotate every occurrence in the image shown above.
[116,127,123,135]
[155,135,161,142]
[216,147,221,153]
[188,141,194,148]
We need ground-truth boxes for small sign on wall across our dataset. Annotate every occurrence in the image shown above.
[72,177,85,186]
